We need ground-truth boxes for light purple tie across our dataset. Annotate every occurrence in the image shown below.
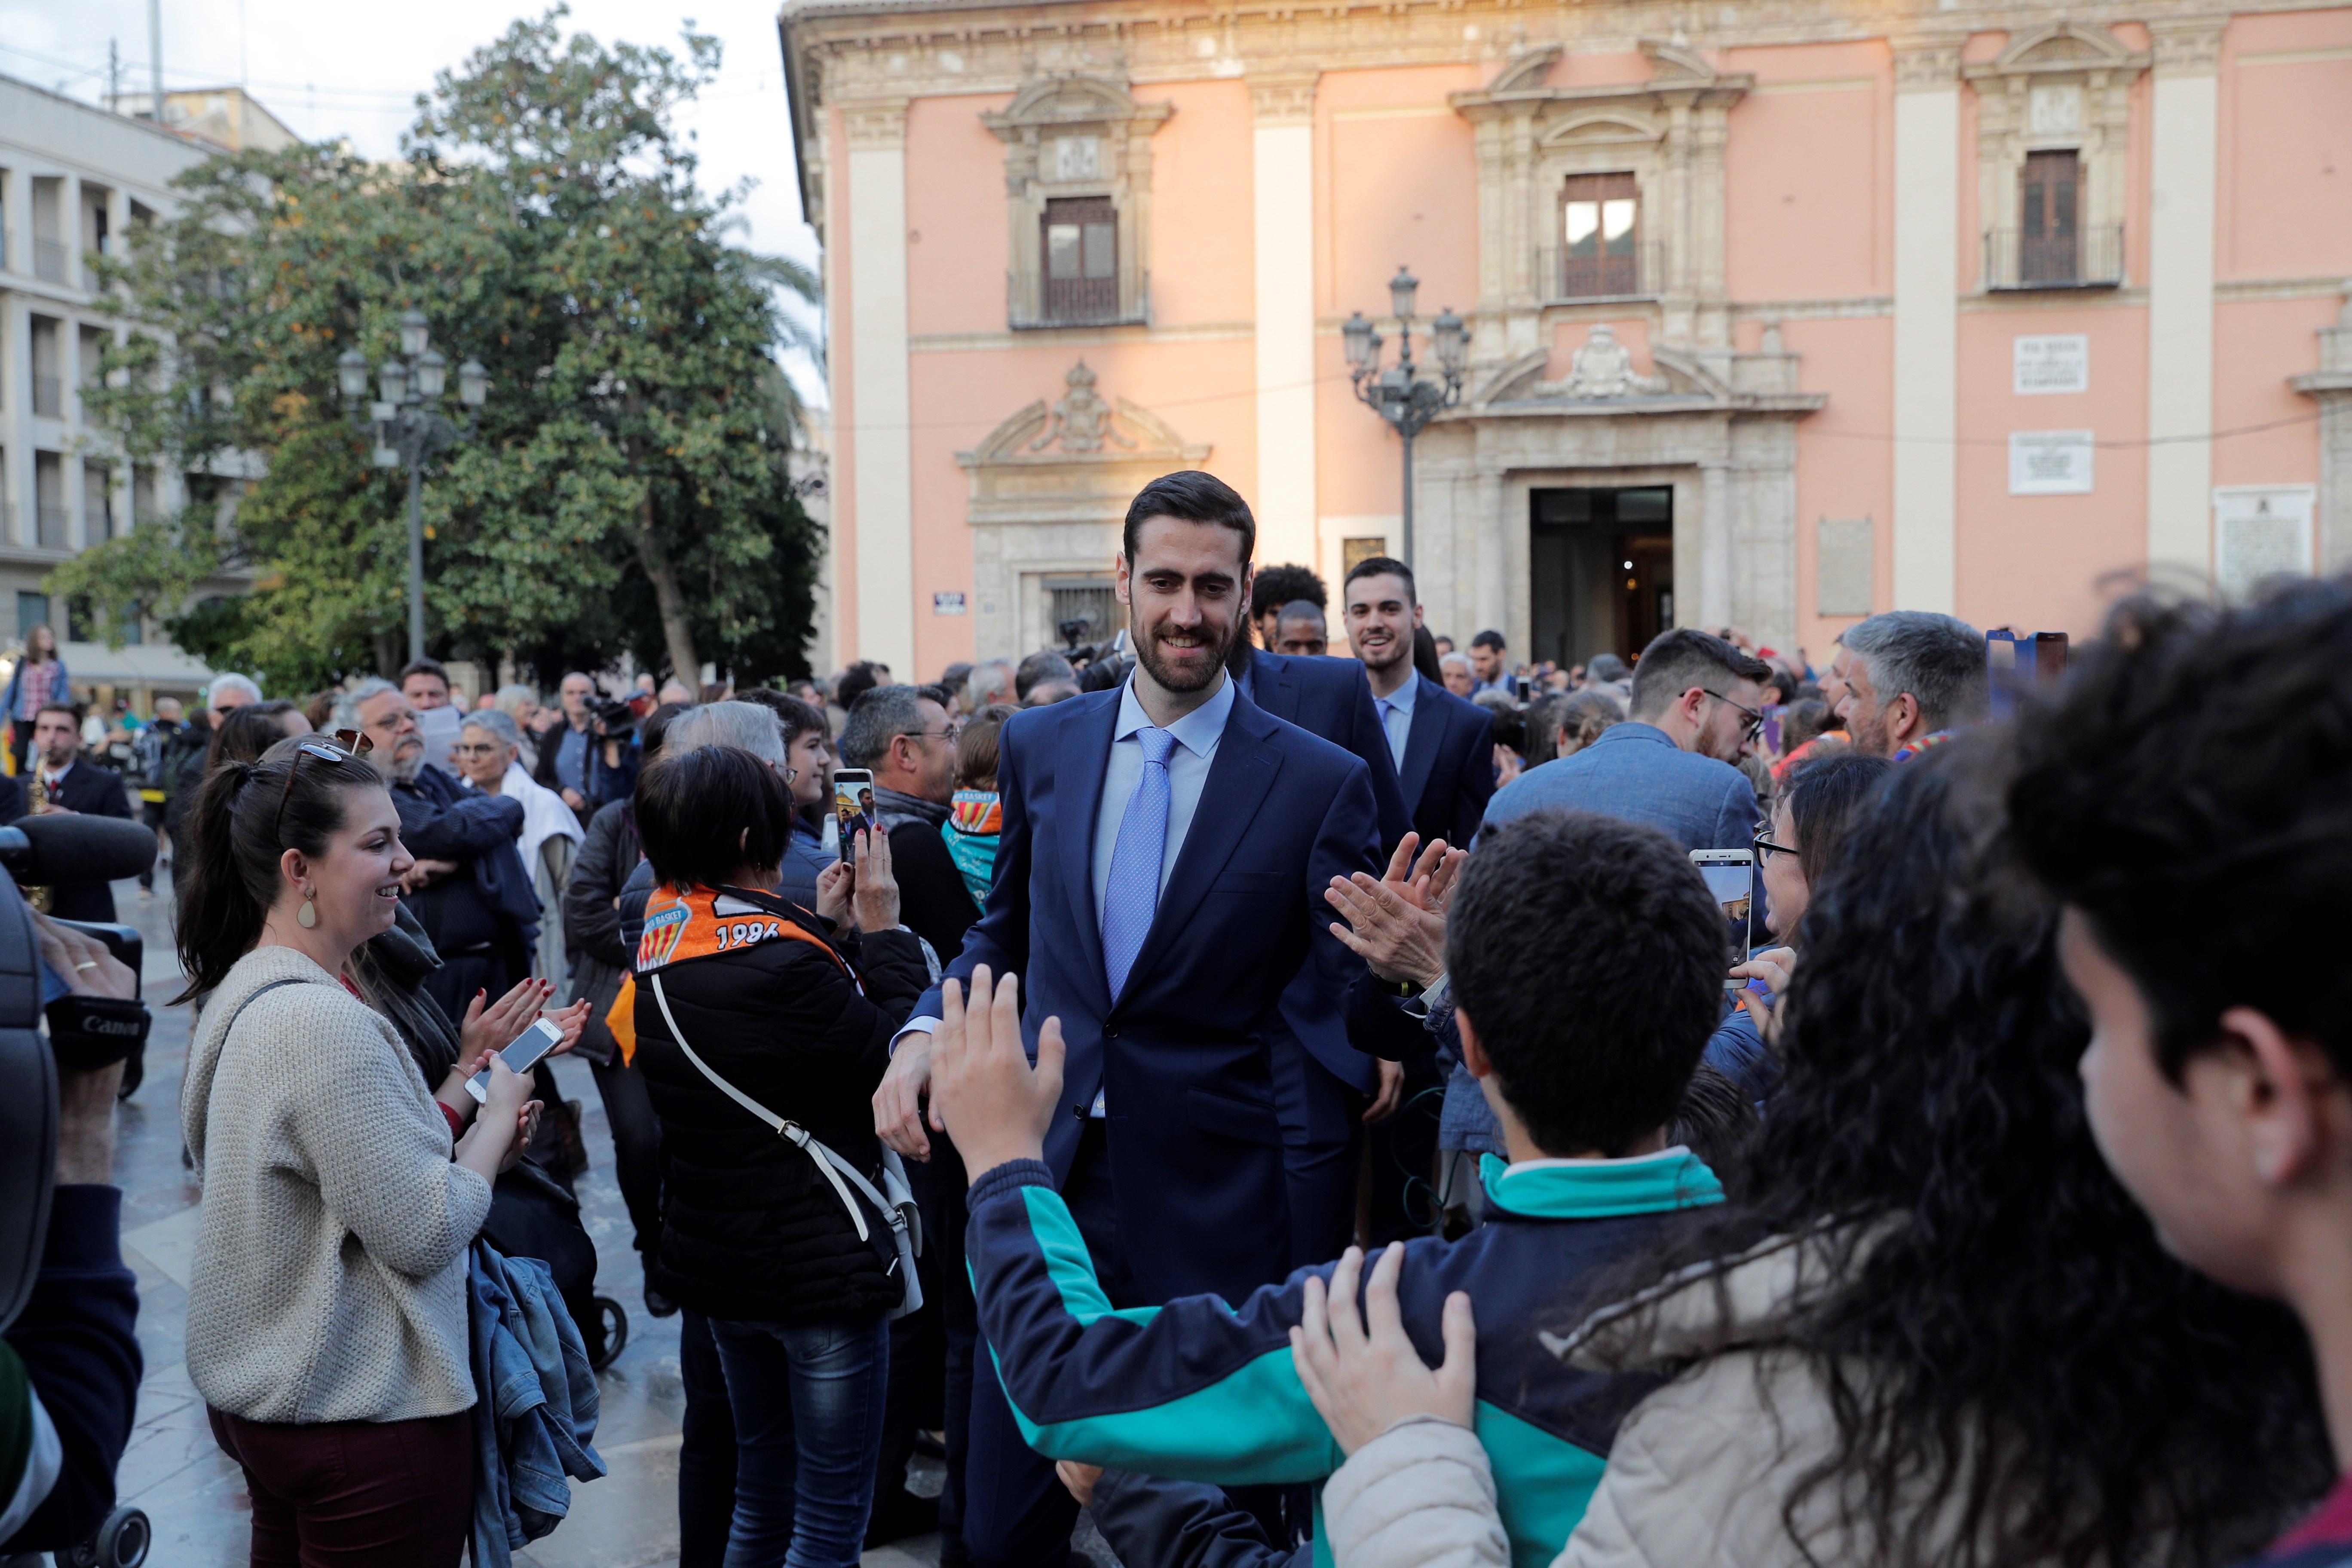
[1100,726,1177,1001]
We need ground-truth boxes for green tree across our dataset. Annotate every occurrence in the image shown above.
[57,8,822,692]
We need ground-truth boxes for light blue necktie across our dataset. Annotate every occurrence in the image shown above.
[1101,726,1177,1001]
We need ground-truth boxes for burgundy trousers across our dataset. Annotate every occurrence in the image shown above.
[208,1406,473,1568]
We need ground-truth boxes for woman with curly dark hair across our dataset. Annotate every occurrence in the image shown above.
[1311,739,2331,1568]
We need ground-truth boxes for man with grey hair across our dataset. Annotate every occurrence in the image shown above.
[205,672,262,722]
[840,684,974,965]
[1834,609,1988,760]
[964,659,1017,714]
[342,674,530,1019]
[662,699,787,763]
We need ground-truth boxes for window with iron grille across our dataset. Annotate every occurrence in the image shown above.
[2020,150,2080,285]
[1042,197,1118,325]
[1047,579,1118,649]
[1560,173,1639,299]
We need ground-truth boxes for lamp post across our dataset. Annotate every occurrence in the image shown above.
[1343,266,1465,570]
[335,309,490,665]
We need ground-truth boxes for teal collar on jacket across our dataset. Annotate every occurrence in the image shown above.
[1478,1147,1724,1220]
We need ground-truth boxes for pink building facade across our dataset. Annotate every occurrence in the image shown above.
[780,1,2352,676]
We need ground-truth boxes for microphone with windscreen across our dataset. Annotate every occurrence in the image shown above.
[0,814,159,887]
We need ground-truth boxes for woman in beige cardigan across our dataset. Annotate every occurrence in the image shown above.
[177,732,541,1567]
[1298,745,2331,1568]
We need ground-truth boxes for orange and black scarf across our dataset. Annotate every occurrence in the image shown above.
[606,884,851,1064]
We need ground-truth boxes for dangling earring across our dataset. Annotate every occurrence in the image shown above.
[297,889,318,928]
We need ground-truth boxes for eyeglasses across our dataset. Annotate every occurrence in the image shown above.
[1754,834,1799,864]
[274,728,374,843]
[902,725,955,745]
[1702,689,1765,741]
[453,742,504,758]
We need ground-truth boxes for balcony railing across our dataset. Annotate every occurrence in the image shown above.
[1982,224,2124,291]
[30,375,62,419]
[1534,241,1663,303]
[32,238,67,284]
[36,507,68,550]
[1008,267,1150,331]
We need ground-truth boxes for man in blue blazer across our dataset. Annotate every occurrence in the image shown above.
[1339,555,1496,851]
[874,469,1381,1568]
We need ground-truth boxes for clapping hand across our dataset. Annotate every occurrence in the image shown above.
[1289,1242,1476,1456]
[928,966,1066,1182]
[1325,833,1459,990]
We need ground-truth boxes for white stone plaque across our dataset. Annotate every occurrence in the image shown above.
[2028,83,2082,134]
[2009,431,2095,496]
[2014,334,2089,395]
[1051,136,1101,181]
[931,590,968,616]
[1815,517,1874,617]
[2214,486,2316,600]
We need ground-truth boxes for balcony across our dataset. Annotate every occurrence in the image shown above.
[1982,224,2124,291]
[1534,241,1662,304]
[31,375,63,420]
[1008,267,1150,331]
[32,238,67,284]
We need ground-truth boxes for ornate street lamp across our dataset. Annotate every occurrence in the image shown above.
[1345,266,1464,570]
[335,317,491,663]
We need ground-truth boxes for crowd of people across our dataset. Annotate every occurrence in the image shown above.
[8,466,2352,1568]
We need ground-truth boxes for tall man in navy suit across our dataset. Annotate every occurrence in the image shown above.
[873,469,1382,1568]
[1340,555,1496,850]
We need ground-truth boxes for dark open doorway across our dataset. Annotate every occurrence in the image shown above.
[1529,486,1673,668]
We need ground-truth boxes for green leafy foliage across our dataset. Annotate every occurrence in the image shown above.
[55,7,822,692]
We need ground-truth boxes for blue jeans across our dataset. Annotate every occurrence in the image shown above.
[709,1314,891,1568]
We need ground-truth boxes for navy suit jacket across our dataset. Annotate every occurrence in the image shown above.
[912,683,1381,1304]
[1395,674,1496,852]
[41,763,132,923]
[1244,649,1411,851]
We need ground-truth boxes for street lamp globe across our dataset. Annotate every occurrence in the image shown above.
[1342,312,1375,370]
[398,309,431,359]
[336,349,370,401]
[1432,307,1467,375]
[413,348,448,400]
[378,358,409,406]
[458,360,489,408]
[1388,266,1419,324]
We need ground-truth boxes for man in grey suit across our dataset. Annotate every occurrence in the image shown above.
[1478,626,1770,853]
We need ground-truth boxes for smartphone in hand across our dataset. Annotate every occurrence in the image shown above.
[833,768,877,864]
[466,1017,564,1104]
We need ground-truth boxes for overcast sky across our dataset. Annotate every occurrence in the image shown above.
[0,0,827,401]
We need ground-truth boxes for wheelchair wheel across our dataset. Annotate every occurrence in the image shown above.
[53,1504,150,1568]
[589,1295,628,1372]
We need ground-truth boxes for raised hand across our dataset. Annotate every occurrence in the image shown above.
[1289,1242,1476,1455]
[929,966,1066,1182]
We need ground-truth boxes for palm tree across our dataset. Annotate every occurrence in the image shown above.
[742,251,824,448]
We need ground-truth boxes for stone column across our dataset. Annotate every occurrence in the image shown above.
[841,98,915,675]
[1890,38,1961,613]
[2145,18,2226,576]
[1250,72,1319,573]
[2293,283,2352,574]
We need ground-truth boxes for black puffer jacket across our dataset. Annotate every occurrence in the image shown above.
[631,885,928,1324]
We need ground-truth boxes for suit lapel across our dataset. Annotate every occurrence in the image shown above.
[1397,676,1444,819]
[1250,650,1300,723]
[1122,693,1282,997]
[1057,695,1118,1003]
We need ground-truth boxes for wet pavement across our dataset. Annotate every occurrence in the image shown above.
[98,872,966,1568]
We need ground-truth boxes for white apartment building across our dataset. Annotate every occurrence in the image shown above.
[0,73,269,709]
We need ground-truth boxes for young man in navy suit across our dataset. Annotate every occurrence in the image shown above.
[873,469,1383,1568]
[28,703,133,922]
[1341,556,1495,851]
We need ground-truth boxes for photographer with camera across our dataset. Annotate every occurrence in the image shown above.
[533,674,638,827]
[0,912,147,1559]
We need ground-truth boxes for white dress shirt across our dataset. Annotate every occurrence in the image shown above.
[1088,671,1235,925]
[1372,674,1418,776]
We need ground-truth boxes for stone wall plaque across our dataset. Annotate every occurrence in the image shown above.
[2214,485,2316,600]
[1816,517,1874,617]
[2014,334,2089,395]
[2009,431,2095,495]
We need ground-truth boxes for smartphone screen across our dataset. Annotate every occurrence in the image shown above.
[1760,704,1785,756]
[833,769,877,864]
[1690,851,1755,985]
[466,1017,564,1103]
[1513,675,1531,702]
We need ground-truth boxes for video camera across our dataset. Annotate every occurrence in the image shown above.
[587,695,640,738]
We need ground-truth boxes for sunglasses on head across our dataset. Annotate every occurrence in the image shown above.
[274,728,374,842]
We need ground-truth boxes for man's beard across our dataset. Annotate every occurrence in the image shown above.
[389,738,426,783]
[1136,614,1240,695]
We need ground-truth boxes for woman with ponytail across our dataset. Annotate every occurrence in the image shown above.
[176,735,541,1567]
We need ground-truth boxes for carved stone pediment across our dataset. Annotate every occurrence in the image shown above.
[960,361,1208,475]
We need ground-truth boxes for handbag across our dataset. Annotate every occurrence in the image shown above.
[646,971,923,1318]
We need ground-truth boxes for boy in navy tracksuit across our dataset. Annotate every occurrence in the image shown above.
[928,810,1741,1568]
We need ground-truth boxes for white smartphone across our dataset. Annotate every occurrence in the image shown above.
[465,1017,564,1103]
[1689,848,1756,987]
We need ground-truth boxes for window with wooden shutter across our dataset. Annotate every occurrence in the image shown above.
[2019,150,2080,285]
[1042,196,1118,324]
[1559,173,1639,298]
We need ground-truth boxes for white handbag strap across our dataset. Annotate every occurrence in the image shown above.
[647,971,905,1246]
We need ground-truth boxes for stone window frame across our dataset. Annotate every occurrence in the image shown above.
[982,76,1172,331]
[1962,22,2149,292]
